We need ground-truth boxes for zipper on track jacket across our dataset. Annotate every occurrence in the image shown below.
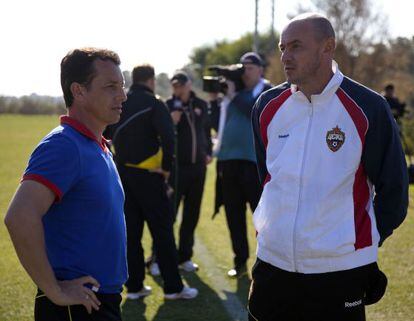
[293,102,314,271]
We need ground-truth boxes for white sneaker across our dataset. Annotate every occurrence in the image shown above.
[164,286,198,300]
[149,262,161,276]
[126,285,152,300]
[179,260,199,272]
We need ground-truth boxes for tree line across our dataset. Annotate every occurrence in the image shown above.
[0,94,66,115]
[0,72,172,115]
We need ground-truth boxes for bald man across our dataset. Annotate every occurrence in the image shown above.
[248,13,408,321]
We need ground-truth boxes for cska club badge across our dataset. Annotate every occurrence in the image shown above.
[326,126,345,152]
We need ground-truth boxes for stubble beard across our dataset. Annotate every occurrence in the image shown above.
[288,54,322,88]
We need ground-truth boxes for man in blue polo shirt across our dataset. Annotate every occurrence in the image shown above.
[5,48,128,321]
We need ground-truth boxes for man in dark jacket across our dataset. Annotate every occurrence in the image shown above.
[106,65,198,300]
[166,71,212,272]
[383,84,406,122]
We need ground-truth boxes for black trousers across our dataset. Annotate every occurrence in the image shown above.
[118,166,183,294]
[218,160,262,268]
[248,259,381,321]
[34,290,122,321]
[171,163,206,263]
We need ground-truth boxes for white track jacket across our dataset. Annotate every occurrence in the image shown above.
[251,64,408,273]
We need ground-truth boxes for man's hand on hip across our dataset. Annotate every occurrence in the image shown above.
[49,276,101,314]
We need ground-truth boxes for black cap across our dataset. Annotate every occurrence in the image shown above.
[171,71,190,85]
[240,52,264,66]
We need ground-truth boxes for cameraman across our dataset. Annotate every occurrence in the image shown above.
[210,52,272,278]
[166,71,212,272]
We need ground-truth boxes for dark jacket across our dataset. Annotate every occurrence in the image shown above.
[166,92,212,165]
[105,84,175,172]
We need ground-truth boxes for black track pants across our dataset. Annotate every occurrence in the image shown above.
[218,160,262,268]
[172,163,206,263]
[119,166,183,294]
[248,259,383,321]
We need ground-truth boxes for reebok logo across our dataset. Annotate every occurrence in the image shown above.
[344,299,362,308]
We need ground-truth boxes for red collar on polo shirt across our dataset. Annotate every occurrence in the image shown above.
[60,116,109,152]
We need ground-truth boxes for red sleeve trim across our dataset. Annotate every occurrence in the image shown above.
[336,88,369,145]
[352,165,372,250]
[336,88,372,249]
[259,89,292,148]
[21,174,63,202]
[263,173,271,187]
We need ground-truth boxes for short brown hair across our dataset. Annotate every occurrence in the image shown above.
[132,64,155,85]
[60,48,121,107]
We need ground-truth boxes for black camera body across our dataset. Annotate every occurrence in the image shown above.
[202,64,245,94]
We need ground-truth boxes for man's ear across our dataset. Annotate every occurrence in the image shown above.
[70,82,86,103]
[324,37,336,54]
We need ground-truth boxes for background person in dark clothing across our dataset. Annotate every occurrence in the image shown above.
[166,71,212,272]
[383,83,407,137]
[383,84,406,122]
[209,52,272,278]
[106,65,198,300]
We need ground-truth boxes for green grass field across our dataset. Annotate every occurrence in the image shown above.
[0,114,413,321]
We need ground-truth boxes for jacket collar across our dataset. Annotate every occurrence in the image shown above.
[129,83,154,94]
[60,115,109,152]
[290,61,344,104]
[252,78,267,98]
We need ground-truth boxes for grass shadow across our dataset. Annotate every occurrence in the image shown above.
[152,271,231,321]
[235,274,251,307]
[121,298,147,321]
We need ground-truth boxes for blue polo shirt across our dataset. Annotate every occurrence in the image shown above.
[22,116,127,294]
